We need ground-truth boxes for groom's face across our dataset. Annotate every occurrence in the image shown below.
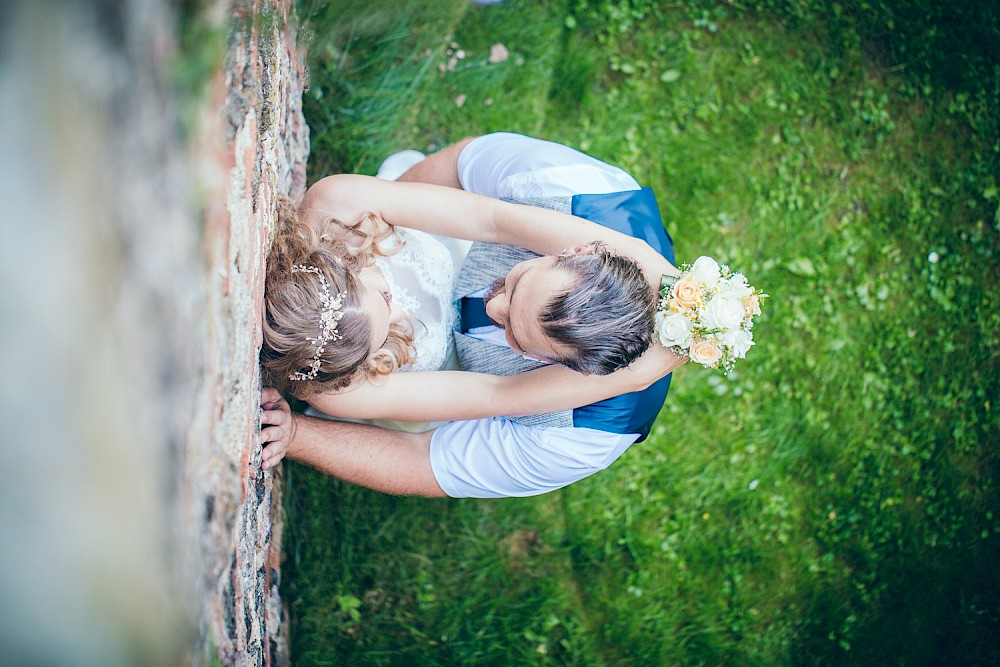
[484,255,577,362]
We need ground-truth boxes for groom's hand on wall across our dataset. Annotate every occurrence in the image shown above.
[260,387,294,469]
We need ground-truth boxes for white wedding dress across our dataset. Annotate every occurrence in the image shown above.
[374,227,468,372]
[306,226,470,431]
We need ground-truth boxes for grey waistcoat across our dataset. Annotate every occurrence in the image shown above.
[452,195,575,428]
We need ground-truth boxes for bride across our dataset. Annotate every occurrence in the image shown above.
[259,133,687,470]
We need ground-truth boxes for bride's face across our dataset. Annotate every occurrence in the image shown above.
[358,265,404,354]
[485,256,576,362]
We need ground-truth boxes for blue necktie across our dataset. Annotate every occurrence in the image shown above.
[461,296,494,332]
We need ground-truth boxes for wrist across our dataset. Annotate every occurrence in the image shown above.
[290,411,301,441]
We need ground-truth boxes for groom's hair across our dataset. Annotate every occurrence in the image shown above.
[543,244,655,375]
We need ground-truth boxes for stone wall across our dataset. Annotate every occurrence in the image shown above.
[196,1,309,664]
[0,0,307,664]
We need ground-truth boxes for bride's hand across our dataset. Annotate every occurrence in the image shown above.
[260,387,294,469]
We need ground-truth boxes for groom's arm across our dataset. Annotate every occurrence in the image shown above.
[288,415,446,496]
[260,389,446,496]
[261,389,636,498]
[396,136,474,188]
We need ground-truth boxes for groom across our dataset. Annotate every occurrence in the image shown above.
[262,133,675,497]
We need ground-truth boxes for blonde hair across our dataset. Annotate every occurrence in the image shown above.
[261,195,414,400]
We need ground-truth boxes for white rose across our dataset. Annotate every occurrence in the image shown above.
[689,256,721,288]
[721,327,755,359]
[701,295,745,330]
[656,311,693,348]
[717,273,751,300]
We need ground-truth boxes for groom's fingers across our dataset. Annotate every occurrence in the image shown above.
[262,446,287,469]
[262,445,285,468]
[262,450,285,469]
[260,424,286,445]
[258,393,295,469]
[261,388,289,412]
[260,426,288,469]
[261,407,288,427]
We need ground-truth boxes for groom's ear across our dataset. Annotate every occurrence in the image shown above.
[559,241,600,257]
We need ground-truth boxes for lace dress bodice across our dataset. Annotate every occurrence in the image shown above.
[375,228,459,372]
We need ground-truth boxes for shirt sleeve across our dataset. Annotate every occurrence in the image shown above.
[429,417,639,498]
[457,132,641,198]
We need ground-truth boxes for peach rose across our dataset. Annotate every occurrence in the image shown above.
[742,293,761,317]
[688,337,723,367]
[672,275,701,309]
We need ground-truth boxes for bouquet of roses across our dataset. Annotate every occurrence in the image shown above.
[654,256,765,372]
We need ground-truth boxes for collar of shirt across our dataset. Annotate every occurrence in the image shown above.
[462,287,545,362]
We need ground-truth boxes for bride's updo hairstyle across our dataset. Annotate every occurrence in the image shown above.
[261,196,414,400]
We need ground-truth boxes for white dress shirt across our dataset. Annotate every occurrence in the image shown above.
[429,132,644,497]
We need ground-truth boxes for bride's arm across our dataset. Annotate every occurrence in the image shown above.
[307,344,685,422]
[301,175,678,288]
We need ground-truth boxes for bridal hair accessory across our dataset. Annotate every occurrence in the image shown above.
[288,264,347,381]
[654,256,766,372]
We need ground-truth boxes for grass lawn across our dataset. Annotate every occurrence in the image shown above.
[284,0,999,663]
